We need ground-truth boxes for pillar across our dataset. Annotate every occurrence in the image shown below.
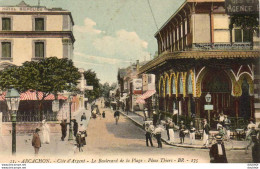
[254,59,260,123]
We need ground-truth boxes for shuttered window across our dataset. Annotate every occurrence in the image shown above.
[2,18,11,30]
[35,18,44,31]
[2,42,11,58]
[35,42,44,58]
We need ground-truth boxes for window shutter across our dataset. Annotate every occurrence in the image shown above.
[35,42,44,58]
[35,18,44,31]
[2,42,11,58]
[2,18,11,30]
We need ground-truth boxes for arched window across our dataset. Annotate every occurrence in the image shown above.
[179,75,183,94]
[166,78,170,95]
[160,79,164,97]
[172,76,176,94]
[187,73,193,94]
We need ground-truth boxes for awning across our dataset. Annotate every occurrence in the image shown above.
[0,90,67,101]
[137,90,156,100]
[136,98,145,104]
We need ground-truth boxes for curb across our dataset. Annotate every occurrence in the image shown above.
[120,111,246,150]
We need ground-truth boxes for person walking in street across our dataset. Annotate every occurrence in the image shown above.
[168,120,176,143]
[145,122,154,147]
[102,111,106,118]
[42,120,50,144]
[223,115,231,139]
[179,121,186,144]
[209,135,228,163]
[73,119,78,138]
[32,128,41,155]
[60,119,67,141]
[165,118,170,140]
[189,121,196,145]
[245,124,258,154]
[153,125,164,148]
[203,119,210,146]
[251,132,260,163]
[81,112,87,121]
[114,110,120,125]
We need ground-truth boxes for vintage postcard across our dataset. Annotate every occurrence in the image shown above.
[0,0,259,168]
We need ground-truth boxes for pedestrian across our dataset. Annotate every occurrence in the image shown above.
[168,119,176,143]
[189,121,196,145]
[152,110,158,126]
[32,128,41,155]
[165,118,170,140]
[179,121,186,144]
[203,118,210,146]
[73,119,78,138]
[223,115,231,139]
[145,122,154,147]
[114,110,120,125]
[153,125,164,148]
[245,124,258,154]
[81,112,87,121]
[251,133,260,163]
[60,119,67,141]
[42,119,50,144]
[209,135,228,163]
[102,111,106,118]
[218,111,225,126]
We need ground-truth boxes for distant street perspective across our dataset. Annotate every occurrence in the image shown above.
[0,0,259,164]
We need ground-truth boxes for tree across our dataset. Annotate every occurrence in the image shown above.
[83,69,101,102]
[0,57,81,119]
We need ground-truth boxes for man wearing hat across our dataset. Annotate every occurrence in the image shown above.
[246,124,258,153]
[179,121,186,144]
[32,128,41,155]
[209,135,228,163]
[251,129,260,163]
[203,119,210,146]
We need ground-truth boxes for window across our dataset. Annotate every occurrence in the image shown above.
[2,42,11,58]
[234,28,252,42]
[2,18,11,31]
[35,42,44,58]
[35,18,44,31]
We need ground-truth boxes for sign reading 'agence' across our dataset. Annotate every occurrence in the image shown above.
[225,0,259,14]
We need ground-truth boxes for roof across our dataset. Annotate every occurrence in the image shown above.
[139,50,260,74]
[0,1,74,25]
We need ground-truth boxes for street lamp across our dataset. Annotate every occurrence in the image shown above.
[205,92,212,127]
[5,88,20,155]
[68,95,74,141]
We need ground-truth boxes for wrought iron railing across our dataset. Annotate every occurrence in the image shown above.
[192,42,253,51]
[2,111,58,122]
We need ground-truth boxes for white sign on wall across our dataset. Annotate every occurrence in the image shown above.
[52,100,60,112]
[133,79,142,91]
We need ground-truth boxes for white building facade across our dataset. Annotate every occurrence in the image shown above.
[0,1,74,69]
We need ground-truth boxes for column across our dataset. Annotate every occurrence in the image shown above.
[254,60,260,123]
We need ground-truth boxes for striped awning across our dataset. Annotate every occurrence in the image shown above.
[0,90,67,101]
[137,90,156,100]
[136,98,145,104]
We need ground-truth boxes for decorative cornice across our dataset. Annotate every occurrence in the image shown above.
[139,50,260,74]
[0,31,75,43]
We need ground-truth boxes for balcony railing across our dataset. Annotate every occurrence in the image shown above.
[192,42,253,51]
[2,111,58,122]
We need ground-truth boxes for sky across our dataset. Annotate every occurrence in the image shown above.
[0,0,185,84]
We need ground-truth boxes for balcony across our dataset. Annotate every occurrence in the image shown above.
[191,42,253,51]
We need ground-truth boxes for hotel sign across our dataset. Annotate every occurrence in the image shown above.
[0,7,49,12]
[225,0,259,14]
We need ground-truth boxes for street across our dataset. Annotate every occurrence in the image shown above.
[0,100,253,163]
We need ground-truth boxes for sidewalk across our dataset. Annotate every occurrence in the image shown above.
[120,110,248,150]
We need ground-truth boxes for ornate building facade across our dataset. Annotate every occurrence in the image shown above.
[139,0,260,126]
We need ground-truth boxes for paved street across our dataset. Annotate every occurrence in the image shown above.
[0,100,254,163]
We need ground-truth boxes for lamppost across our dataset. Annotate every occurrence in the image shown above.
[68,95,74,141]
[5,88,20,155]
[205,92,212,127]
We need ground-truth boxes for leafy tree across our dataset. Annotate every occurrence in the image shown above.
[83,69,101,102]
[0,57,81,119]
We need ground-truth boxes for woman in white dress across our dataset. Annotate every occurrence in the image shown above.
[42,120,50,144]
[168,120,175,143]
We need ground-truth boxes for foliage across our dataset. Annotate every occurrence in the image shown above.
[230,14,259,33]
[100,82,117,99]
[83,69,101,102]
[0,57,81,97]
